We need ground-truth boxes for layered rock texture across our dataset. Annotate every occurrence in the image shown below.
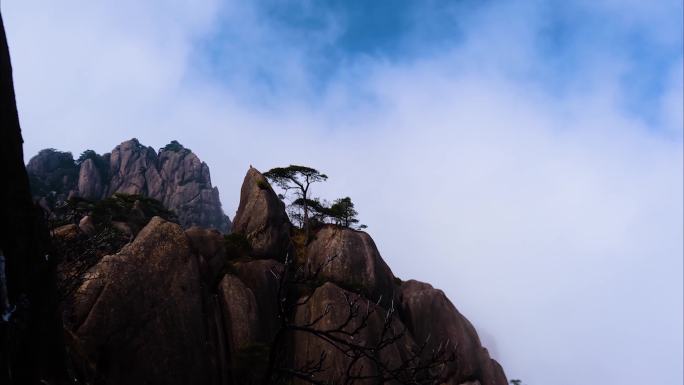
[27,139,231,232]
[55,166,508,385]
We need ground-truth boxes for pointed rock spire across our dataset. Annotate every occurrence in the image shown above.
[232,168,290,260]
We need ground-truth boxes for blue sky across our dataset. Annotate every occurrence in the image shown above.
[192,0,682,129]
[2,1,683,384]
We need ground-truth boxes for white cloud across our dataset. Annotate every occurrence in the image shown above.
[2,1,682,384]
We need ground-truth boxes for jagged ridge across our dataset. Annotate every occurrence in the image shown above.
[27,139,231,232]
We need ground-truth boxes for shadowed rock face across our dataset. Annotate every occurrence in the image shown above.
[218,274,260,353]
[27,139,231,232]
[0,12,68,383]
[65,217,214,385]
[292,282,417,384]
[186,226,228,286]
[27,149,80,206]
[398,280,507,385]
[51,166,508,385]
[478,350,508,385]
[231,259,283,343]
[231,167,290,260]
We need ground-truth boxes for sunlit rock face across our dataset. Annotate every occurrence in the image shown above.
[27,139,231,232]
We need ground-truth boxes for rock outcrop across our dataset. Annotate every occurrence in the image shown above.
[231,167,290,260]
[292,282,417,383]
[78,158,105,200]
[0,12,68,382]
[218,274,260,353]
[399,280,486,383]
[65,217,215,385]
[52,167,508,385]
[305,225,397,305]
[27,148,80,205]
[27,139,231,232]
[230,259,283,342]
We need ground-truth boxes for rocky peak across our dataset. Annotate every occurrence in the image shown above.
[231,167,290,260]
[26,148,79,201]
[224,168,508,383]
[50,166,509,384]
[27,139,231,232]
[27,148,76,175]
[106,139,161,197]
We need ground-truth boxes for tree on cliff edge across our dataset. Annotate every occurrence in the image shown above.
[329,197,362,228]
[264,165,328,239]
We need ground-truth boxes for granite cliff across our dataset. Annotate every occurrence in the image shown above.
[53,167,508,385]
[1,12,69,384]
[26,139,231,232]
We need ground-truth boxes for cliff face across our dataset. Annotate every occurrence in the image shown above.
[57,167,508,385]
[27,139,231,232]
[0,12,67,384]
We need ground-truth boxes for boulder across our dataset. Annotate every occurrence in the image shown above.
[217,274,260,352]
[65,217,214,385]
[398,279,484,383]
[78,215,95,236]
[305,226,396,305]
[231,259,284,342]
[232,168,290,260]
[219,260,284,384]
[292,282,416,384]
[53,224,80,242]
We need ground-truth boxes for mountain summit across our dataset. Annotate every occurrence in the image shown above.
[52,167,508,385]
[26,139,231,232]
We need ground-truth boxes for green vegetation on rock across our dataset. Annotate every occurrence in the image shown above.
[160,140,189,153]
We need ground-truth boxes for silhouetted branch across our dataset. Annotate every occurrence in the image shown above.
[260,251,456,385]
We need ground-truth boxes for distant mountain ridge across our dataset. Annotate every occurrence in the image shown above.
[26,139,231,232]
